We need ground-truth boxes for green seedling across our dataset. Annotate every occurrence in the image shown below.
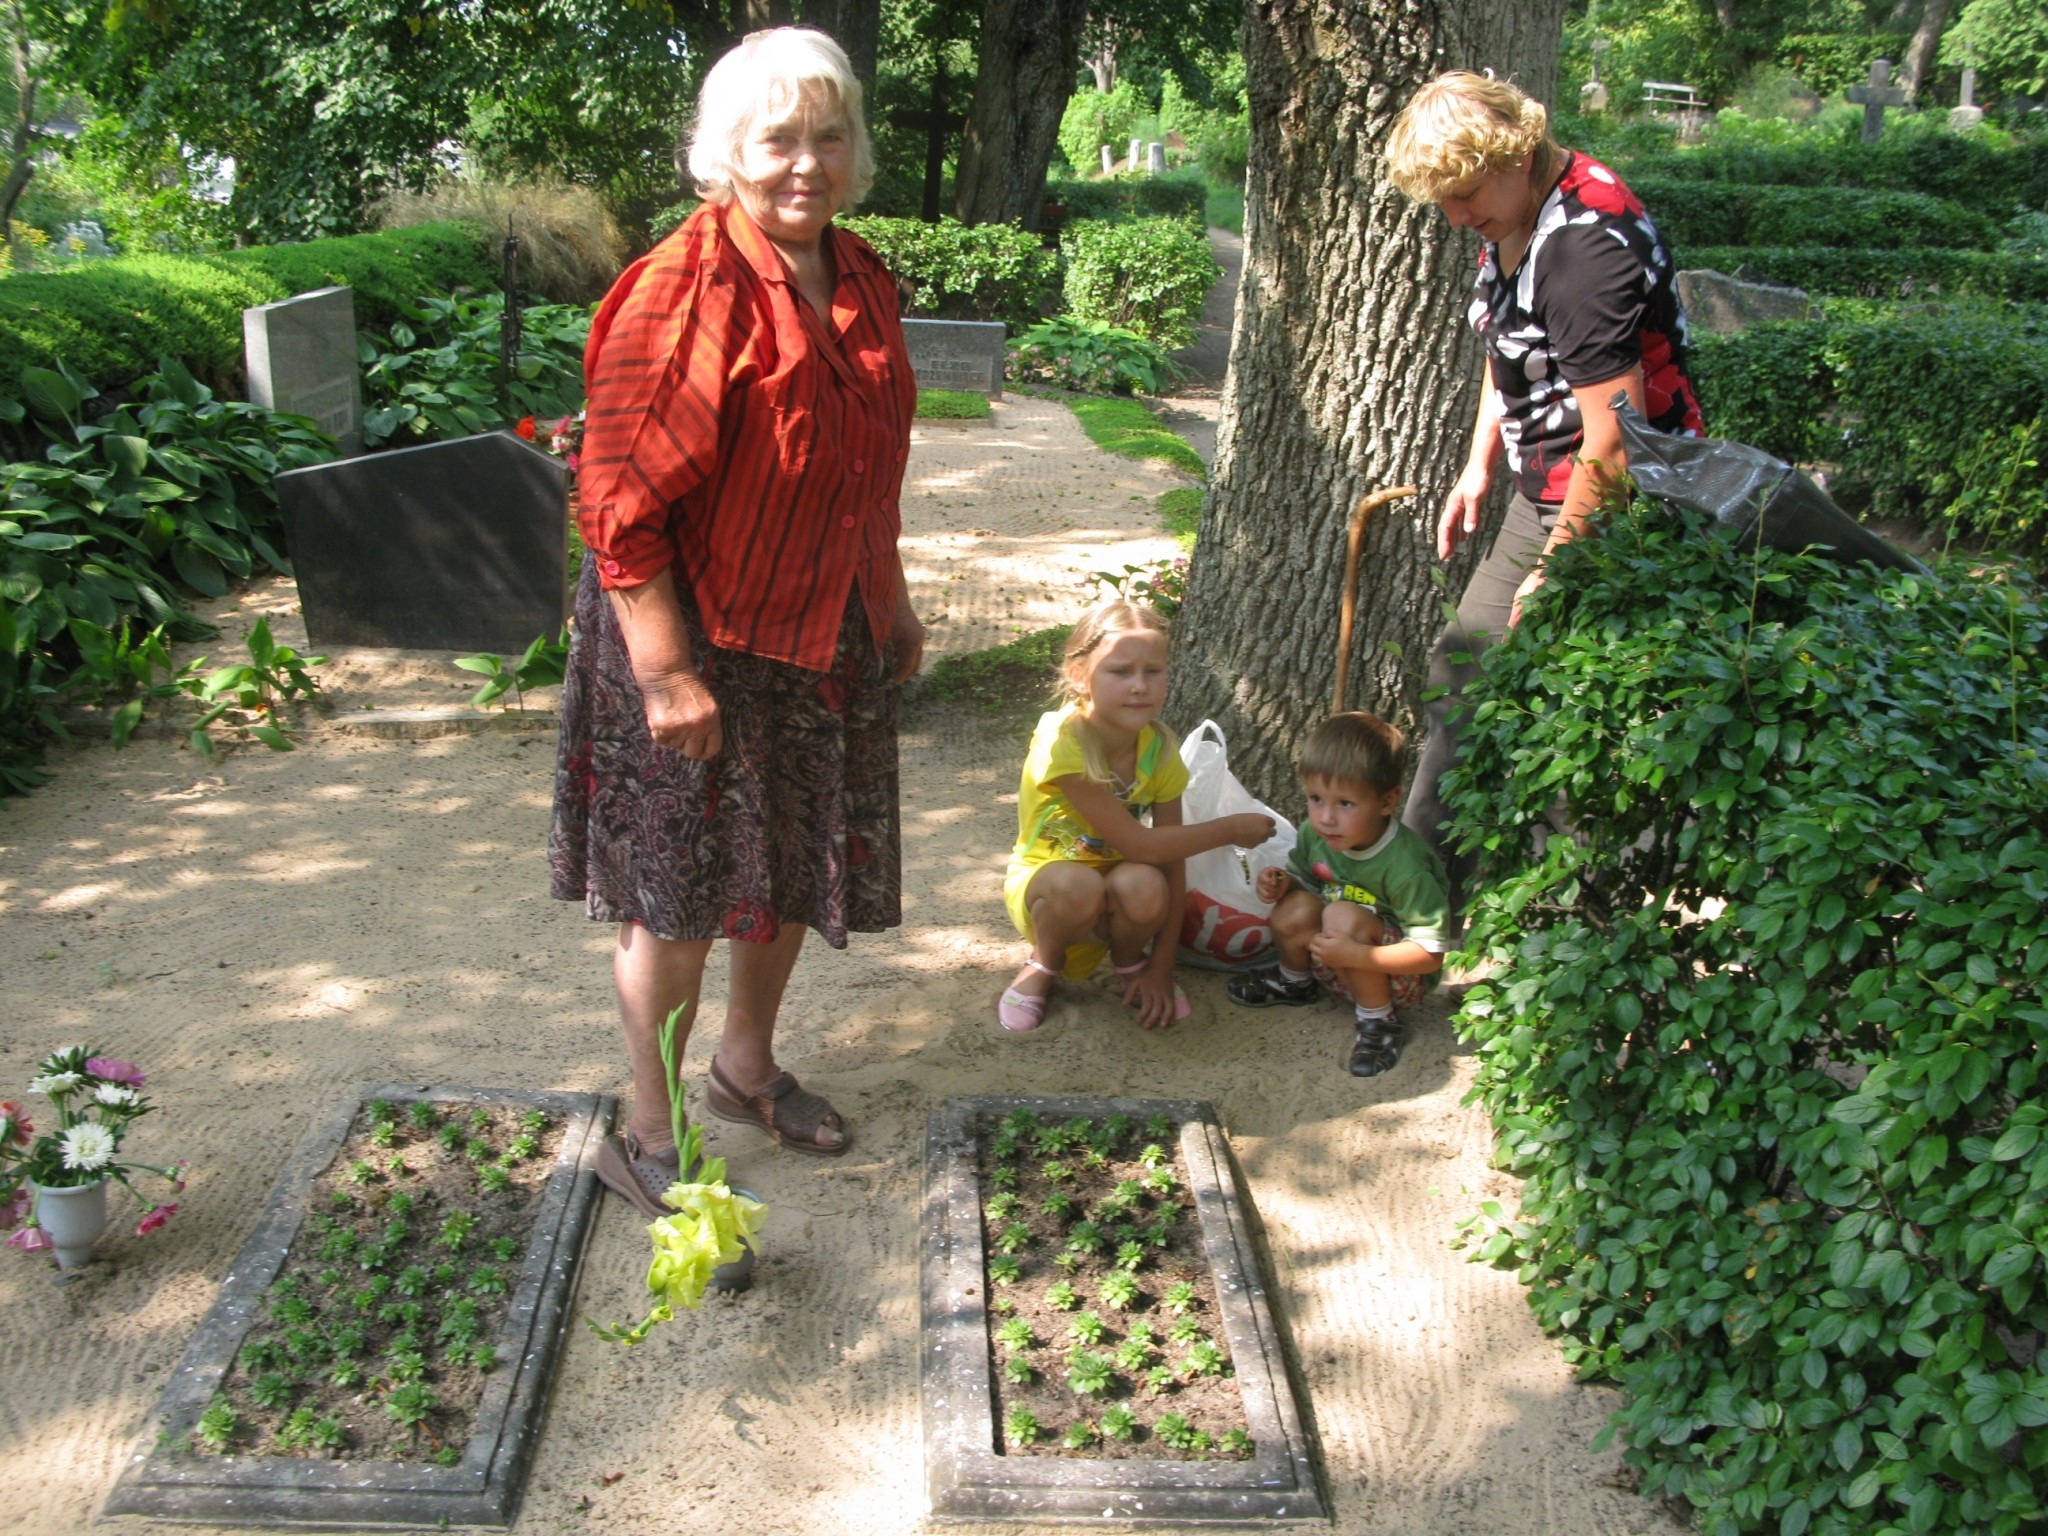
[1145,1364,1175,1394]
[455,627,570,710]
[382,1217,411,1247]
[995,1222,1033,1255]
[346,1159,377,1185]
[1169,1316,1203,1346]
[1003,1355,1034,1386]
[329,1190,355,1211]
[434,1445,462,1467]
[386,1192,414,1217]
[1063,1420,1098,1449]
[1044,1280,1080,1311]
[1069,1311,1107,1346]
[437,1212,477,1249]
[330,1360,365,1389]
[995,1318,1034,1351]
[505,1133,539,1162]
[1052,1251,1083,1274]
[1041,1191,1076,1221]
[490,1237,518,1262]
[248,1372,293,1411]
[1138,1142,1167,1169]
[468,1343,499,1372]
[436,1123,464,1152]
[317,1266,345,1288]
[384,1382,435,1431]
[1143,1115,1172,1140]
[1182,1341,1228,1377]
[1143,1220,1173,1248]
[367,1100,397,1125]
[1163,1281,1197,1315]
[478,1165,512,1193]
[439,1299,482,1345]
[195,1400,238,1452]
[464,1137,491,1161]
[989,1132,1020,1161]
[1105,1179,1143,1210]
[999,1109,1038,1138]
[468,1109,491,1133]
[1144,1168,1177,1196]
[1101,1404,1137,1440]
[1102,1113,1131,1144]
[984,1192,1021,1221]
[282,1328,327,1365]
[394,1265,433,1299]
[1067,1352,1116,1396]
[357,1241,393,1272]
[1115,1241,1145,1271]
[1155,1412,1209,1452]
[274,1407,318,1450]
[328,1325,366,1359]
[1099,1270,1139,1310]
[320,1232,360,1264]
[240,1340,283,1373]
[409,1102,439,1129]
[990,1297,1014,1316]
[519,1110,546,1135]
[1041,1160,1071,1184]
[388,1155,409,1177]
[987,1255,1022,1285]
[468,1265,508,1296]
[1064,1222,1104,1256]
[370,1122,397,1149]
[1003,1406,1042,1446]
[309,1417,346,1453]
[433,1262,459,1287]
[1080,1147,1107,1170]
[1033,1126,1070,1157]
[989,1165,1019,1191]
[1115,1337,1152,1372]
[181,618,326,754]
[1126,1321,1156,1347]
[385,1349,428,1383]
[1220,1428,1253,1456]
[1063,1118,1092,1143]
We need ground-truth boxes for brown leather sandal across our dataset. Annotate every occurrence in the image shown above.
[705,1058,851,1157]
[595,1129,681,1220]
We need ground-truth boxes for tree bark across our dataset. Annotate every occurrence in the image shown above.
[1167,0,1567,808]
[952,0,1088,229]
[0,0,35,260]
[802,0,879,89]
[1900,0,1953,100]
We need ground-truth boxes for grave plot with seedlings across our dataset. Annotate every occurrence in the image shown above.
[922,1096,1324,1525]
[106,1087,610,1529]
[978,1107,1250,1459]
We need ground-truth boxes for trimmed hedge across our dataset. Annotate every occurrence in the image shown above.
[1680,246,2048,302]
[1637,180,2001,253]
[0,224,494,389]
[1688,306,2048,518]
[836,215,1057,332]
[1060,216,1220,350]
[1047,172,1207,225]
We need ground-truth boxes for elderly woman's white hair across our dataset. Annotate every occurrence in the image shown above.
[686,28,875,209]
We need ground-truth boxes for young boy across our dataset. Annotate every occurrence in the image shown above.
[1227,712,1451,1077]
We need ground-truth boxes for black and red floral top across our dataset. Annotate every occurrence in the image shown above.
[1469,152,1705,504]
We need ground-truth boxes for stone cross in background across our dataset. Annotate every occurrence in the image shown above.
[1847,58,1908,144]
[243,286,363,457]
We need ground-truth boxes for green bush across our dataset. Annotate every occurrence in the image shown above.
[0,225,493,390]
[1679,246,2048,302]
[359,293,589,449]
[1689,306,2048,524]
[1060,217,1219,350]
[1008,318,1185,396]
[1047,173,1207,225]
[836,215,1057,332]
[1638,180,2000,253]
[1448,503,2048,1536]
[1057,81,1151,176]
[1771,32,1913,96]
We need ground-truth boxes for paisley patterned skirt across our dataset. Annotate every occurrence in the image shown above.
[548,557,901,948]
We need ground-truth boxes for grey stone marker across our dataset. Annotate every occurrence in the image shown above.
[105,1085,613,1529]
[1146,140,1167,175]
[244,286,364,456]
[902,318,1006,398]
[1951,66,1985,129]
[922,1095,1327,1524]
[1100,143,1116,175]
[1847,58,1909,143]
[1128,137,1142,172]
[1677,269,1819,334]
[276,430,570,654]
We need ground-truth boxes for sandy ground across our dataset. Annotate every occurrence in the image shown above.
[0,395,1686,1534]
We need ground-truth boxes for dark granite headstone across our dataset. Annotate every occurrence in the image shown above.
[1677,269,1819,335]
[276,431,569,653]
[902,318,1006,398]
[244,286,364,456]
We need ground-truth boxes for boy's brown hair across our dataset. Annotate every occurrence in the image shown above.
[1298,711,1407,795]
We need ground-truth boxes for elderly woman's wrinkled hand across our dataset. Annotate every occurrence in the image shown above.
[639,667,723,759]
[887,601,926,684]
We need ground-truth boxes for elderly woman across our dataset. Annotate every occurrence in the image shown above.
[1385,71,1705,893]
[551,28,920,1211]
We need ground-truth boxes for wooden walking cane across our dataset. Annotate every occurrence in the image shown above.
[1332,486,1419,713]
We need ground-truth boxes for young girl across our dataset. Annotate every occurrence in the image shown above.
[999,598,1276,1032]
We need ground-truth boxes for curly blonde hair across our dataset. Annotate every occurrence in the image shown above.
[1385,71,1562,204]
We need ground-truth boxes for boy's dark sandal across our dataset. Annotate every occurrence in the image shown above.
[1227,968,1320,1008]
[1348,1019,1403,1077]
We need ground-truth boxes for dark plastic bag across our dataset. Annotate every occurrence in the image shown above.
[1611,393,1928,575]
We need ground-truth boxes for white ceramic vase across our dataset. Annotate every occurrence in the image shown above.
[32,1178,110,1272]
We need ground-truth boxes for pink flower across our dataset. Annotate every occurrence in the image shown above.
[7,1223,53,1253]
[136,1203,178,1237]
[0,1101,32,1147]
[85,1057,146,1087]
[168,1162,189,1194]
[565,452,580,472]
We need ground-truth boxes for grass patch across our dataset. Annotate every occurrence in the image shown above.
[1067,397,1206,479]
[912,625,1070,713]
[1156,486,1202,549]
[1203,182,1243,236]
[916,388,993,420]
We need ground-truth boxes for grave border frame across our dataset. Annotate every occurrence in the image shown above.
[103,1084,613,1529]
[921,1094,1327,1525]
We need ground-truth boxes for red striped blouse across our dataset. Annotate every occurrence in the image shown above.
[576,200,915,673]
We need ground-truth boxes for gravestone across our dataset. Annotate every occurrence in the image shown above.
[276,430,570,653]
[1951,66,1985,130]
[902,318,1005,398]
[1677,269,1819,334]
[1847,58,1908,143]
[1100,143,1115,175]
[1127,137,1142,172]
[244,287,364,457]
[1146,140,1167,175]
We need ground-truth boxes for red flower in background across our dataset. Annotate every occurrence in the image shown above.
[0,1101,30,1147]
[136,1203,179,1237]
[514,416,537,440]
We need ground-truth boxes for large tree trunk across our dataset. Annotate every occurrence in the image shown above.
[952,0,1088,229]
[1167,0,1567,808]
[802,0,879,89]
[0,0,34,260]
[1900,0,1953,100]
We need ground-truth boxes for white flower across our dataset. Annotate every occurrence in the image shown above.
[59,1121,117,1172]
[94,1084,139,1108]
[29,1071,82,1097]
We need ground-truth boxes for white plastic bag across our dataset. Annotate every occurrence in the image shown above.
[1174,719,1297,970]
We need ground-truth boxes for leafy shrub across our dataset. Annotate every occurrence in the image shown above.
[1007,318,1185,397]
[1058,81,1152,175]
[1448,498,2048,1536]
[1047,173,1206,225]
[359,293,589,449]
[837,215,1057,332]
[1771,33,1914,96]
[1637,180,2000,254]
[0,225,494,389]
[1678,246,2048,303]
[1060,217,1219,350]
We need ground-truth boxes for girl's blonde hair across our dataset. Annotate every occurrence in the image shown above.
[686,28,876,209]
[1057,597,1176,785]
[1385,71,1562,204]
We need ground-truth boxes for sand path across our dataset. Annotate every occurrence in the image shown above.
[0,394,1681,1535]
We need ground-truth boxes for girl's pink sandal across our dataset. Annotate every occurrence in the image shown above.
[998,959,1059,1032]
[1114,959,1193,1021]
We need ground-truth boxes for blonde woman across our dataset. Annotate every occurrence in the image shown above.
[553,29,920,1207]
[1385,71,1705,896]
[998,599,1276,1033]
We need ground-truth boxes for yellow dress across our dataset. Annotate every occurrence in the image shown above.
[1002,707,1190,978]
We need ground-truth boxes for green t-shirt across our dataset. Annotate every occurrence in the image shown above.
[1286,821,1452,953]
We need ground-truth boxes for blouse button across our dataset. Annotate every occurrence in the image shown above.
[839,515,856,530]
[600,558,623,577]
[851,458,866,475]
